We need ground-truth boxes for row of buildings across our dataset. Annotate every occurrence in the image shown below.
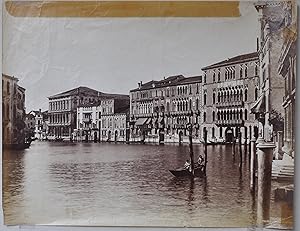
[3,1,296,159]
[128,1,296,158]
[129,53,260,144]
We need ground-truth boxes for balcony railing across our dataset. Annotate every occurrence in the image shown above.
[82,118,92,123]
[216,101,244,108]
[215,119,244,127]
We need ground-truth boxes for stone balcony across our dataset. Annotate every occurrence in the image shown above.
[215,119,244,127]
[216,101,244,108]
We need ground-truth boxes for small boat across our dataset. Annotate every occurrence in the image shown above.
[169,165,205,177]
[3,142,31,150]
[54,137,64,142]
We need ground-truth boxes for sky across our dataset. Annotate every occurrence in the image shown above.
[3,2,260,112]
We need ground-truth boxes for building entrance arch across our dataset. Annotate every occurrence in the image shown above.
[225,127,234,143]
[178,130,183,144]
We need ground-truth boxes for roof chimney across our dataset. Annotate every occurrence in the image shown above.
[138,81,142,89]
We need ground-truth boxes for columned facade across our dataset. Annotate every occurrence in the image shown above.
[201,52,259,143]
[130,75,203,144]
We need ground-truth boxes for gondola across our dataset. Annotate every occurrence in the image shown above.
[169,165,205,177]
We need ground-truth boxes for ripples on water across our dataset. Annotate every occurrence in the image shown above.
[2,142,293,227]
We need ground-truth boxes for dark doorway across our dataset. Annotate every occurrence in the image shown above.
[179,131,183,144]
[94,131,97,143]
[159,129,164,144]
[225,127,234,143]
[108,130,111,141]
[115,130,118,142]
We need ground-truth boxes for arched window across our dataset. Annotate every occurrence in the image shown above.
[240,67,243,78]
[245,89,248,101]
[189,85,192,94]
[6,104,9,118]
[218,70,221,82]
[204,94,207,105]
[7,82,10,95]
[217,111,220,120]
[212,111,215,121]
[212,127,215,138]
[240,109,243,120]
[189,99,192,110]
[213,92,216,104]
[213,72,216,82]
[203,112,206,122]
[245,109,248,120]
[166,102,170,112]
[219,127,223,137]
[255,88,258,100]
[196,98,199,110]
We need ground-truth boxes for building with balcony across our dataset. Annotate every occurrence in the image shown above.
[2,74,26,146]
[48,86,102,139]
[25,109,44,140]
[277,1,296,157]
[129,75,203,144]
[76,97,130,142]
[47,86,124,139]
[253,2,287,143]
[201,52,260,143]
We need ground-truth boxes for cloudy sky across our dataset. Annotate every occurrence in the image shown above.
[3,2,259,112]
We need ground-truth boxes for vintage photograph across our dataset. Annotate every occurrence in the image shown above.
[2,0,296,228]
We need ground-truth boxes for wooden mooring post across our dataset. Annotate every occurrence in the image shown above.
[239,131,242,170]
[188,126,195,177]
[204,129,208,174]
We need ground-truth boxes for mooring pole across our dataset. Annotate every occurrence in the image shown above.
[239,131,242,170]
[250,137,257,192]
[244,127,247,161]
[189,125,195,177]
[256,138,275,227]
[204,128,208,174]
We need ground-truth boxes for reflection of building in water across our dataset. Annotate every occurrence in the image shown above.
[2,74,26,146]
[76,97,130,142]
[129,75,203,144]
[201,52,259,143]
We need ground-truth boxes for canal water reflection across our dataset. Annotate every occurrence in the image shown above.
[2,142,293,227]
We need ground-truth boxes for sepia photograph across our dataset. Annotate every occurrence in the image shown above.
[2,0,296,228]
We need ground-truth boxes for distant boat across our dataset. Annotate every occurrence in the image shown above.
[169,164,205,177]
[3,142,31,150]
[54,137,64,142]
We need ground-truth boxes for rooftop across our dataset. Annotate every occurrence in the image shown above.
[49,86,129,100]
[201,52,258,70]
[130,75,202,92]
[48,86,100,99]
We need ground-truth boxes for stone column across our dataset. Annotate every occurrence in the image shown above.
[250,137,257,191]
[256,138,275,227]
[277,131,283,159]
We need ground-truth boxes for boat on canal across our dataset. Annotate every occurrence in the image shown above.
[169,164,205,177]
[169,125,207,178]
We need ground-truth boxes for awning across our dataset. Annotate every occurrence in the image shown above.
[158,117,164,124]
[135,118,148,126]
[251,95,265,114]
[145,118,152,124]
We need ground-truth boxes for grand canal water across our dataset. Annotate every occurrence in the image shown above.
[2,141,293,227]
